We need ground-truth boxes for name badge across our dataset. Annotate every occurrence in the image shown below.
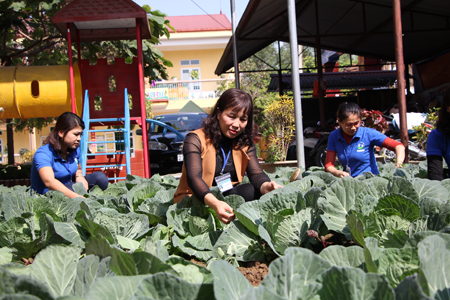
[215,172,233,192]
[345,165,352,176]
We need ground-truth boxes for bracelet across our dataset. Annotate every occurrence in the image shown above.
[76,174,83,178]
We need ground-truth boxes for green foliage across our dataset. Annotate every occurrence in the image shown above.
[18,148,29,157]
[21,150,35,163]
[260,94,296,162]
[412,107,439,150]
[11,117,57,134]
[1,165,450,298]
[216,42,292,113]
[302,46,317,72]
[189,70,199,80]
[338,53,359,69]
[0,0,69,66]
[239,42,291,99]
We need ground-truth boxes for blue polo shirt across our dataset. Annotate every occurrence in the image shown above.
[327,127,387,177]
[427,129,450,168]
[31,144,81,194]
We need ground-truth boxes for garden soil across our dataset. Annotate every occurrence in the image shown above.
[190,258,269,286]
[238,261,269,286]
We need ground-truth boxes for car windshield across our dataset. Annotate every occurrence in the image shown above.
[151,115,205,133]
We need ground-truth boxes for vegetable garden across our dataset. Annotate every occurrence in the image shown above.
[1,162,450,299]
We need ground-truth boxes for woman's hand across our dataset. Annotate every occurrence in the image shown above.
[75,175,89,191]
[204,193,235,224]
[38,167,84,199]
[213,201,235,224]
[338,171,350,178]
[394,144,406,168]
[325,164,350,178]
[260,181,283,195]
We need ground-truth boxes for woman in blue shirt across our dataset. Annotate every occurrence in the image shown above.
[31,112,108,198]
[325,102,405,177]
[427,88,450,180]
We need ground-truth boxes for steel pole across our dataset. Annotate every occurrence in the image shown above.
[230,0,240,89]
[393,0,409,160]
[287,0,305,170]
[315,37,326,127]
[315,0,326,127]
[278,41,283,96]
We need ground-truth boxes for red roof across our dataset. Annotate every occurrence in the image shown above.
[166,14,231,33]
[52,0,151,42]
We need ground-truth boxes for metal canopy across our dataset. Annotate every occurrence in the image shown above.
[52,0,151,42]
[215,0,450,75]
[267,70,398,92]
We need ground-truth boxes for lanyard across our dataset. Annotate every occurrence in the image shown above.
[220,145,232,174]
[343,146,350,168]
[60,154,73,180]
[342,133,356,172]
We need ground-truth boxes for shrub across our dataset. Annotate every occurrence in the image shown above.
[261,94,295,162]
[19,148,29,157]
[22,150,35,163]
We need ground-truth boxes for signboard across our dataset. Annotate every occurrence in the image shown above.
[189,91,216,100]
[145,88,169,100]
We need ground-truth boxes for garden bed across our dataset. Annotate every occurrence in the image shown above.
[259,160,298,173]
[0,162,449,299]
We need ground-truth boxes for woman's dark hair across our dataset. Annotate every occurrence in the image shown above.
[203,88,254,149]
[336,102,361,121]
[436,88,450,136]
[44,112,85,153]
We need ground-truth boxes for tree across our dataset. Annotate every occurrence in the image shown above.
[1,0,173,164]
[301,46,317,72]
[217,42,292,127]
[0,0,67,67]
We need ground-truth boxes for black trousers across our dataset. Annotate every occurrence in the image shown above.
[64,171,109,191]
[223,183,262,202]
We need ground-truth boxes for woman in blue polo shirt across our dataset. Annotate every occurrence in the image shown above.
[31,112,108,198]
[427,88,450,180]
[324,102,405,178]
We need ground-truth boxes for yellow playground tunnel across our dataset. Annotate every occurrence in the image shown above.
[0,64,82,119]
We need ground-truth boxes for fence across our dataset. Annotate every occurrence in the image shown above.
[1,154,27,164]
[146,78,234,101]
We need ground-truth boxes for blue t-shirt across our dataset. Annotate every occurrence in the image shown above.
[327,127,387,177]
[31,144,81,194]
[427,129,450,168]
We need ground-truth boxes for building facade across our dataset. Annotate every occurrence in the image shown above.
[146,14,234,115]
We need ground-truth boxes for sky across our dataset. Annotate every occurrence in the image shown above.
[132,0,249,23]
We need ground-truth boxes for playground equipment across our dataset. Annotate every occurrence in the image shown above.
[51,0,152,179]
[81,89,131,181]
[0,0,154,180]
[0,64,82,119]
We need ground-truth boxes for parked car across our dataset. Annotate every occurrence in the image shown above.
[137,112,208,175]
